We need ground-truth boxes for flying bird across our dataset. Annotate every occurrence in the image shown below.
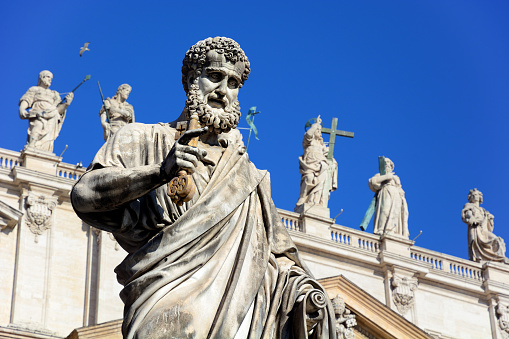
[80,42,90,57]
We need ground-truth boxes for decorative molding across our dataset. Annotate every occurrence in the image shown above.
[25,194,56,242]
[496,298,509,339]
[332,294,357,339]
[391,273,418,315]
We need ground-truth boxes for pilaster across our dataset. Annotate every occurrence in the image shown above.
[10,187,58,332]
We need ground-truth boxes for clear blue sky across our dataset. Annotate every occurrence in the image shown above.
[1,1,508,260]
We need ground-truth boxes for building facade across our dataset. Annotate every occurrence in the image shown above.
[0,147,508,339]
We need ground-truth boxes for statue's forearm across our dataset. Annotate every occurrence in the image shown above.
[57,103,69,115]
[19,101,29,119]
[71,164,170,213]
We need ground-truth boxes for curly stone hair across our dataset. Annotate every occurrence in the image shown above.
[181,37,251,93]
[468,188,483,204]
[116,83,132,94]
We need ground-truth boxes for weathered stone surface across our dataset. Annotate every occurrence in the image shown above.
[368,157,409,238]
[0,147,124,337]
[71,37,336,339]
[99,84,134,141]
[296,116,337,210]
[19,71,73,153]
[461,188,508,263]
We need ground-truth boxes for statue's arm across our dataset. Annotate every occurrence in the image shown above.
[369,173,394,192]
[99,110,109,130]
[56,92,74,115]
[19,100,31,119]
[306,123,320,138]
[126,104,134,123]
[72,164,170,213]
[71,127,208,213]
[393,174,402,186]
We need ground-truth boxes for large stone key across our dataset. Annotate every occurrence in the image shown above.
[167,117,201,206]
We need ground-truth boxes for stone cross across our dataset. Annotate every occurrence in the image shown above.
[321,117,354,160]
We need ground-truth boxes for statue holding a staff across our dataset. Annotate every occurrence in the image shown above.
[19,71,89,152]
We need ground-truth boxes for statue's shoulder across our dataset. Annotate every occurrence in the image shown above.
[118,122,171,133]
[103,123,176,155]
[219,128,245,148]
[119,122,176,140]
[22,86,40,96]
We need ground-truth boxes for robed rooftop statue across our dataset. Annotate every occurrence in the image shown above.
[19,70,74,153]
[461,188,508,264]
[71,37,337,339]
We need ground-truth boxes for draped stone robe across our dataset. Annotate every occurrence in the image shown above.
[19,86,66,152]
[462,202,507,263]
[72,122,336,339]
[368,173,409,238]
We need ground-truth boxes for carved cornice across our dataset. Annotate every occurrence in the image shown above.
[12,167,75,193]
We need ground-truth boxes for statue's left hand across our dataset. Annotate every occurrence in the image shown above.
[65,92,74,105]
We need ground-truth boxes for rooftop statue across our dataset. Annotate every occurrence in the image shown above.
[461,188,508,264]
[18,70,74,152]
[368,157,409,238]
[99,84,135,141]
[296,116,338,208]
[71,37,336,339]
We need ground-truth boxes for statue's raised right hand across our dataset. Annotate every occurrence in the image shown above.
[161,127,208,178]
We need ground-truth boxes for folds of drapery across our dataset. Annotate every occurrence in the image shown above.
[72,122,336,339]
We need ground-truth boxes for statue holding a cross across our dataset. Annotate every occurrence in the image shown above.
[296,115,354,211]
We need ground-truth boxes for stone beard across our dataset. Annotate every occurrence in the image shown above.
[185,81,241,134]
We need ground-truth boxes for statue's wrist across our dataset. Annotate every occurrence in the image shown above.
[159,162,175,183]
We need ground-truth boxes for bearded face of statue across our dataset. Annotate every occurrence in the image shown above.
[185,52,244,134]
[38,71,53,88]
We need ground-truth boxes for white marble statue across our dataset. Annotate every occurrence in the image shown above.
[332,295,356,339]
[368,157,409,238]
[19,70,74,152]
[99,84,134,141]
[72,37,337,339]
[296,116,337,208]
[461,188,508,263]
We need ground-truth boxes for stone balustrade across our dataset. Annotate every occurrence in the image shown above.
[0,147,86,180]
[278,208,303,232]
[279,207,499,287]
[411,246,484,280]
[0,148,22,169]
[331,224,381,253]
[56,162,86,180]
